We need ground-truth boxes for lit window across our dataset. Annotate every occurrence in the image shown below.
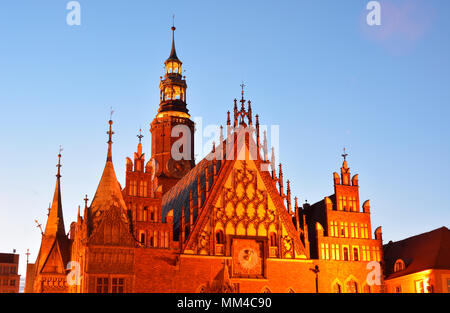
[343,247,349,261]
[395,285,402,293]
[415,280,425,293]
[353,247,359,261]
[394,259,405,272]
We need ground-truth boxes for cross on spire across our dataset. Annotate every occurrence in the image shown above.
[84,194,89,208]
[240,82,246,103]
[137,128,144,143]
[341,147,348,162]
[26,249,30,264]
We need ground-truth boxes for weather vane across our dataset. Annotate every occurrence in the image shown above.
[342,147,348,161]
[172,14,175,28]
[110,106,114,120]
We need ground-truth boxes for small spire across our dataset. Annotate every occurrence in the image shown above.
[279,163,284,196]
[263,130,268,161]
[84,194,89,209]
[286,180,292,213]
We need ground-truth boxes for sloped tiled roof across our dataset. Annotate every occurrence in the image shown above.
[161,151,222,232]
[383,226,450,279]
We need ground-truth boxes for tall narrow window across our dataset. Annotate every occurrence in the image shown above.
[143,207,148,222]
[143,181,148,197]
[140,232,146,246]
[343,247,349,261]
[353,247,359,261]
[269,232,277,247]
[216,230,224,244]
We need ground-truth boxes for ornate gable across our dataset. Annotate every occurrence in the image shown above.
[181,135,307,259]
[88,204,136,247]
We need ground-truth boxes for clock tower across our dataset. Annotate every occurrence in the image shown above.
[150,25,195,194]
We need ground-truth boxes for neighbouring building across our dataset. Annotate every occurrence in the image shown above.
[25,26,390,293]
[0,253,20,293]
[383,227,450,293]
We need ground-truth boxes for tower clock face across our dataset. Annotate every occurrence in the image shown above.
[232,238,264,277]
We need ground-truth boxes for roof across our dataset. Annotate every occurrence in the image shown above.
[0,253,18,264]
[161,152,223,232]
[166,26,180,62]
[383,226,450,279]
[90,147,127,214]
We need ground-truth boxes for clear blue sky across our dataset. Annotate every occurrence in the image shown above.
[0,0,449,277]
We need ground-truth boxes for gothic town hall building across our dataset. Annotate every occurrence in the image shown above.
[25,27,384,293]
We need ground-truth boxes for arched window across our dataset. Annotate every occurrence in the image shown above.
[394,259,405,272]
[346,280,358,293]
[269,232,277,247]
[140,232,146,246]
[216,230,224,244]
[333,283,342,293]
[262,287,271,293]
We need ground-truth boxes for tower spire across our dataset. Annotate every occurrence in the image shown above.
[168,18,179,61]
[44,150,66,236]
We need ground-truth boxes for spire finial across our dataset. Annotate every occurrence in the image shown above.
[137,128,144,144]
[84,194,89,209]
[240,82,246,107]
[168,17,178,60]
[107,110,114,162]
[56,146,63,178]
[341,147,348,162]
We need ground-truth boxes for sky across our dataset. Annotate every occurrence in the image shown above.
[0,0,449,278]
